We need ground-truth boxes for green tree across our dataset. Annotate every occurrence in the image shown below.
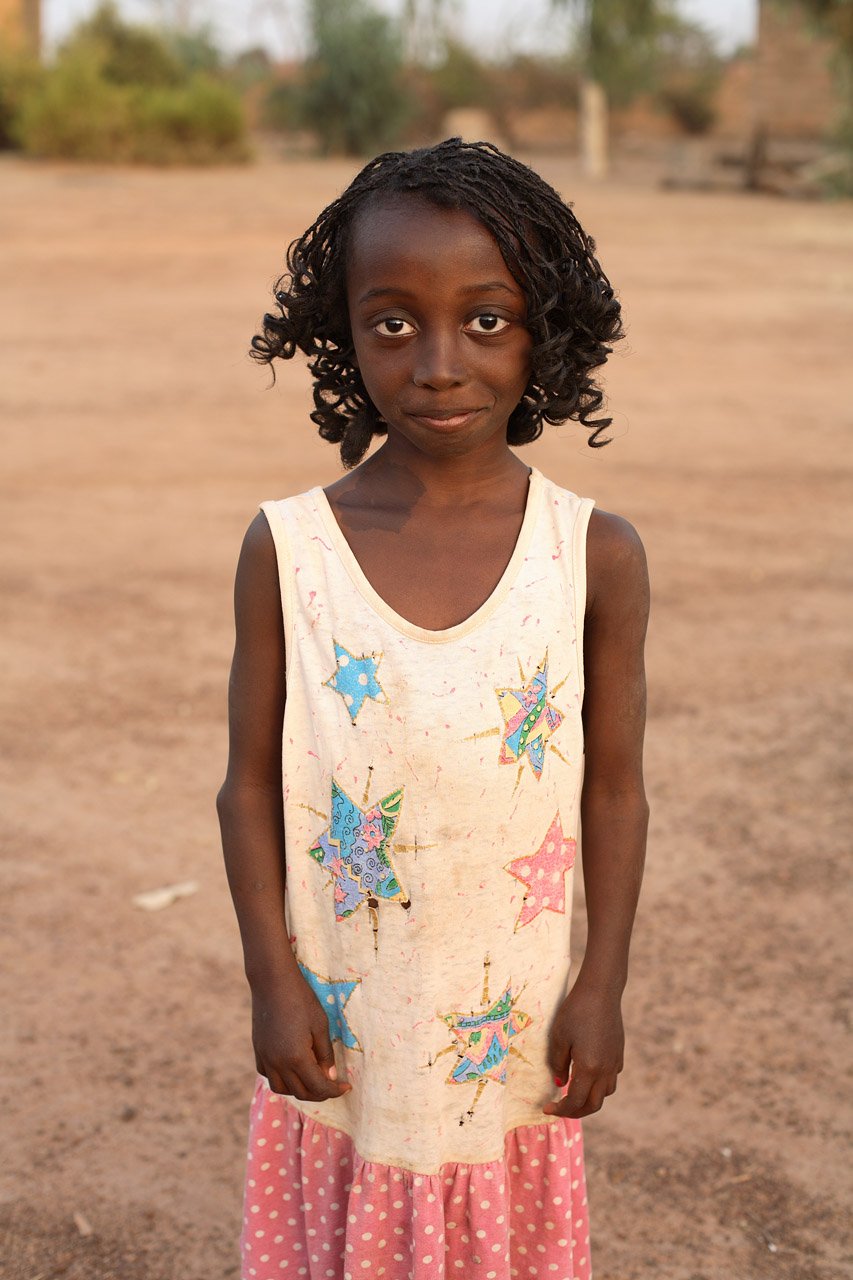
[296,0,408,155]
[655,14,722,135]
[64,2,185,87]
[550,0,677,174]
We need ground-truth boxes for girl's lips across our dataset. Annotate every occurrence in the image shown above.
[407,408,485,428]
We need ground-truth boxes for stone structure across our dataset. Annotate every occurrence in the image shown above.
[754,0,838,140]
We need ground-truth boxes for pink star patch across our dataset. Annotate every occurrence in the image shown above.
[505,813,577,930]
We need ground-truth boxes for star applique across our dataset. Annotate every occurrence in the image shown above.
[434,956,532,1122]
[308,778,409,949]
[505,812,577,931]
[297,961,361,1050]
[496,652,564,780]
[323,640,386,723]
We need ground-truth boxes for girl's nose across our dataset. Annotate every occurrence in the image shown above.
[412,332,466,390]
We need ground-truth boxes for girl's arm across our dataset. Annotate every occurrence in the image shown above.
[544,509,650,1120]
[217,514,351,1102]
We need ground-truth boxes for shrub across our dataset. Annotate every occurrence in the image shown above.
[0,49,43,150]
[15,46,135,161]
[132,75,249,164]
[658,82,716,134]
[15,45,249,165]
[11,2,249,166]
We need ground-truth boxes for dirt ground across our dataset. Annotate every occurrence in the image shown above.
[1,150,851,1280]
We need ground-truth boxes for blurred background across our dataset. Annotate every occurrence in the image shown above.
[1,2,851,1278]
[1,0,852,190]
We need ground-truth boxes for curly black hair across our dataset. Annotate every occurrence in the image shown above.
[251,138,624,468]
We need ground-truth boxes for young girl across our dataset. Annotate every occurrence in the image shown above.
[218,138,649,1280]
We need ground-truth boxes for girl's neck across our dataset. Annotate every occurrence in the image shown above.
[352,436,530,512]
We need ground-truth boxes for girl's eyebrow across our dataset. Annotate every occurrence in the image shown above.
[357,281,520,304]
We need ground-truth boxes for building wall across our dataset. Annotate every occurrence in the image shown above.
[0,0,40,54]
[755,0,838,139]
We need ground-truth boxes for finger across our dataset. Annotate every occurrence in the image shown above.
[581,1077,609,1116]
[544,1075,593,1118]
[544,1075,606,1120]
[312,1017,338,1082]
[289,1056,352,1102]
[263,1067,288,1095]
[546,1037,572,1086]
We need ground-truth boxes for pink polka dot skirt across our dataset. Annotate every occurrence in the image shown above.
[241,1079,592,1280]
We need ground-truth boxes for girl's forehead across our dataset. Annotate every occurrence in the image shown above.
[346,194,515,282]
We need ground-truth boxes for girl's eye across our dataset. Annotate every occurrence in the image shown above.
[466,314,510,334]
[373,318,415,337]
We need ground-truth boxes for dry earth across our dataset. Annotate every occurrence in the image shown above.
[1,151,851,1280]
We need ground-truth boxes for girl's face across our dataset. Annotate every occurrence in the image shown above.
[346,195,532,458]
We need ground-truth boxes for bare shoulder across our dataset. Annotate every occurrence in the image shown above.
[235,511,277,587]
[233,511,282,636]
[586,508,649,619]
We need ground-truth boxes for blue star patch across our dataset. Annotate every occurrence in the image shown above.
[323,640,386,723]
[297,961,361,1050]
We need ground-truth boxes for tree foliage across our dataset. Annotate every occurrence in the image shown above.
[790,0,853,58]
[551,0,678,103]
[295,0,409,155]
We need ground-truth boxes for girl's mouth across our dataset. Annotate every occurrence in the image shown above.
[406,408,485,429]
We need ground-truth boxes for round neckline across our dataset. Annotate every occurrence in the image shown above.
[312,467,543,645]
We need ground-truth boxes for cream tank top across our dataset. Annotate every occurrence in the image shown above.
[260,467,594,1175]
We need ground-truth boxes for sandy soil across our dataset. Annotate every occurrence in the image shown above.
[1,151,851,1280]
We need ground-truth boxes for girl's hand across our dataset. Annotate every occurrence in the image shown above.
[252,972,353,1103]
[543,979,624,1120]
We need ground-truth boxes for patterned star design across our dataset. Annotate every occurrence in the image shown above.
[505,812,577,931]
[323,640,386,723]
[297,961,361,1051]
[496,652,564,779]
[440,986,532,1087]
[308,778,407,922]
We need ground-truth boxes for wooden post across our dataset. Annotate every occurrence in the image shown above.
[579,76,608,178]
